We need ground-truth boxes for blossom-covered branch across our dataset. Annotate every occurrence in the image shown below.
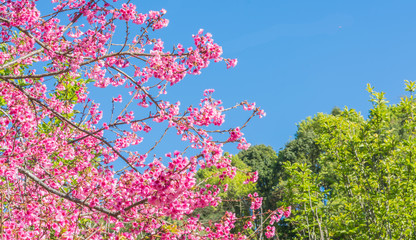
[0,0,286,239]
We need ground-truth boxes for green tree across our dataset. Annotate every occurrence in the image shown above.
[275,108,356,239]
[237,145,285,239]
[237,145,280,210]
[195,154,256,232]
[277,81,416,239]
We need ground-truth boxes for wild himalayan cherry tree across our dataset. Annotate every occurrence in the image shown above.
[0,0,290,239]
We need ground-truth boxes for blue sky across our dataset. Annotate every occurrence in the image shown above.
[133,0,416,153]
[35,1,416,156]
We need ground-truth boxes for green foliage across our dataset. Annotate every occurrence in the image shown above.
[276,81,416,239]
[197,154,256,200]
[405,79,416,94]
[53,73,94,105]
[195,154,256,225]
[237,144,279,210]
[330,106,342,116]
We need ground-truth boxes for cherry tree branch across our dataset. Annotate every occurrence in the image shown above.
[1,78,138,171]
[17,167,119,218]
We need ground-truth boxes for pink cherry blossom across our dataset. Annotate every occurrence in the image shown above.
[0,1,283,239]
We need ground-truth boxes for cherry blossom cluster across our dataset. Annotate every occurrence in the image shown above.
[0,0,288,239]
